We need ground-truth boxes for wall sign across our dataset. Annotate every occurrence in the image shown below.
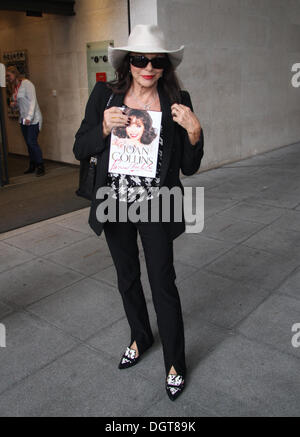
[86,41,115,95]
[96,72,107,82]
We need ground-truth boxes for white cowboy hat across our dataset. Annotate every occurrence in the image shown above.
[108,24,184,70]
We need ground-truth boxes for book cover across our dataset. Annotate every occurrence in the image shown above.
[108,108,162,178]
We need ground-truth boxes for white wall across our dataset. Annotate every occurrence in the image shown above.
[130,0,157,28]
[156,0,300,169]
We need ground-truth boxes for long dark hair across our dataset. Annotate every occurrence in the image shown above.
[107,54,182,104]
[114,108,157,144]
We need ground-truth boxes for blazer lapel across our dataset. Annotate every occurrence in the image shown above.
[157,84,175,187]
[110,92,125,108]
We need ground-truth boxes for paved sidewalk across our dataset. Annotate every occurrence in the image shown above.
[0,142,299,417]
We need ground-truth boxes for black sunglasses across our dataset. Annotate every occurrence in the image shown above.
[129,55,169,69]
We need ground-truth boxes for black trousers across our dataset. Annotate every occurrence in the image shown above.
[103,200,186,378]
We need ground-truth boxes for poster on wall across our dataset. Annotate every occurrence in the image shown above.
[108,108,162,178]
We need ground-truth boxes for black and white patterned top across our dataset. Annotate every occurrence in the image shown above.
[106,125,163,203]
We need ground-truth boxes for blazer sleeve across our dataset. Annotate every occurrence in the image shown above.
[179,90,204,176]
[73,82,110,161]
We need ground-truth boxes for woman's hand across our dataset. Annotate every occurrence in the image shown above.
[171,103,202,145]
[103,107,129,139]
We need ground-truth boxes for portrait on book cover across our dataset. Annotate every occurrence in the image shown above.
[108,108,162,178]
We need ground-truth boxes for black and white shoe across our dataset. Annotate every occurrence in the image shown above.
[166,374,185,401]
[118,346,140,369]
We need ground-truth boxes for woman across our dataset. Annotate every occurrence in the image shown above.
[73,24,204,401]
[6,66,45,176]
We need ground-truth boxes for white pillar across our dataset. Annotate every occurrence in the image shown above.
[0,64,6,88]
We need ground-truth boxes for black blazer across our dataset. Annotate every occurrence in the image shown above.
[73,81,204,241]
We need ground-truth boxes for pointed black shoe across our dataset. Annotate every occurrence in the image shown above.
[36,163,45,177]
[118,340,153,370]
[24,161,36,174]
[118,346,140,369]
[166,374,185,401]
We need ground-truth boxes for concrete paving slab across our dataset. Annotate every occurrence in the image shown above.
[230,166,299,187]
[0,222,45,242]
[223,152,275,166]
[269,178,300,195]
[246,187,300,209]
[205,167,279,200]
[27,278,124,341]
[0,345,162,417]
[0,258,83,307]
[202,213,266,243]
[217,201,286,224]
[3,223,90,256]
[0,300,13,320]
[178,269,270,329]
[184,335,300,417]
[220,168,285,192]
[55,209,95,235]
[276,266,300,301]
[0,241,36,274]
[0,311,79,395]
[204,194,240,218]
[271,210,300,233]
[44,236,114,276]
[174,233,235,269]
[242,222,300,259]
[205,181,259,201]
[205,243,300,292]
[237,294,300,359]
[192,165,262,189]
